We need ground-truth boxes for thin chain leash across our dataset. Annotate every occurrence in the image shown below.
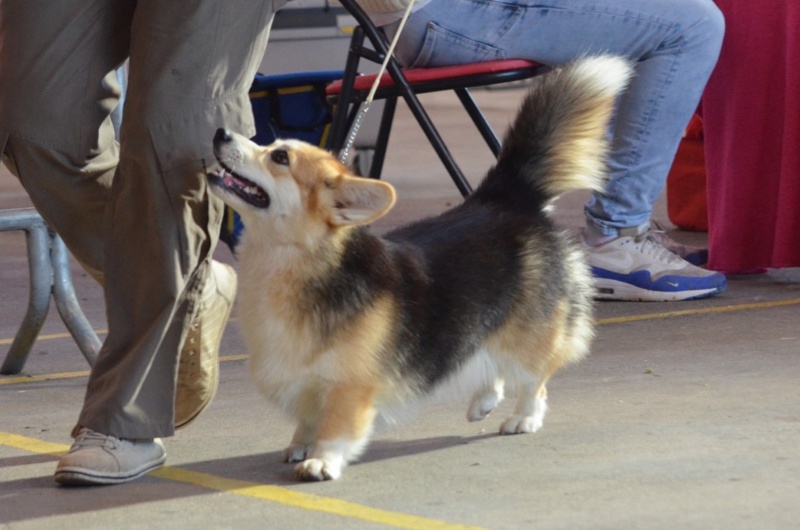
[338,0,418,165]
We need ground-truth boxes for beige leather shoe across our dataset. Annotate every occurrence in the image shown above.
[174,260,237,429]
[55,428,166,485]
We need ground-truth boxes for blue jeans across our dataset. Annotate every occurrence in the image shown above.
[384,0,724,235]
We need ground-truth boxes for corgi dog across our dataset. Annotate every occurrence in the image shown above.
[207,55,633,481]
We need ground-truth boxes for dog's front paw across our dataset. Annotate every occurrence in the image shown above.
[467,391,502,422]
[283,444,313,463]
[295,457,342,481]
[499,414,543,435]
[467,379,505,422]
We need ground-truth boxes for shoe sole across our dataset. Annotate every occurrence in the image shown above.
[174,262,237,429]
[594,278,726,302]
[54,454,167,486]
[174,374,221,430]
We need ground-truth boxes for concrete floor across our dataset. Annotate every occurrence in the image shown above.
[1,86,799,530]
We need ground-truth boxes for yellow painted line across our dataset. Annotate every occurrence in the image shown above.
[0,369,91,385]
[0,316,236,346]
[1,432,485,530]
[0,432,67,457]
[4,299,799,525]
[0,354,248,386]
[596,297,800,325]
[153,467,486,530]
[3,298,799,386]
[0,329,108,346]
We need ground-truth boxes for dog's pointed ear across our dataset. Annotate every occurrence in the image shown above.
[325,174,396,226]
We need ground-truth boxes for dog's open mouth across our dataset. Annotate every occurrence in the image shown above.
[208,165,270,209]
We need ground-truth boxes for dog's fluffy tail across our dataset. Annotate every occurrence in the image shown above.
[477,55,634,209]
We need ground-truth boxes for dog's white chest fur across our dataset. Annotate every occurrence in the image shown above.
[236,243,324,398]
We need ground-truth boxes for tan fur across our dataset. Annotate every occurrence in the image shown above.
[208,55,632,482]
[487,300,574,380]
[217,134,593,479]
[316,384,378,441]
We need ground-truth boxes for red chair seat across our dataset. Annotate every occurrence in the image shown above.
[326,59,543,95]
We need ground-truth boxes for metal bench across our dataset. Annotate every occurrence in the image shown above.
[0,208,100,374]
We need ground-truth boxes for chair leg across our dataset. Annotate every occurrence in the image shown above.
[371,58,472,196]
[367,96,397,179]
[328,11,486,195]
[326,27,369,154]
[343,97,367,147]
[400,89,473,197]
[455,87,502,157]
[327,98,354,155]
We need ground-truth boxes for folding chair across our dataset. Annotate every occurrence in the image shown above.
[325,0,548,196]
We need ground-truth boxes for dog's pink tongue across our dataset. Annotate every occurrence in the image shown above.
[223,172,235,186]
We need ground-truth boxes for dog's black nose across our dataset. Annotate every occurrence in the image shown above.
[214,128,232,145]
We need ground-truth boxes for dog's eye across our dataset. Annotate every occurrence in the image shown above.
[271,149,290,166]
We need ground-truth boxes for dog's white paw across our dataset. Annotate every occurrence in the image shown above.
[467,379,505,422]
[283,444,313,463]
[467,392,501,422]
[499,414,543,435]
[295,457,342,481]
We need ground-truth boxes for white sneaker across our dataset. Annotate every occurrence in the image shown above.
[586,225,726,301]
[54,428,166,485]
[649,220,708,266]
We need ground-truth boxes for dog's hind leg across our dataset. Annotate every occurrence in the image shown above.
[495,298,587,434]
[295,383,377,481]
[467,377,505,422]
[499,380,549,434]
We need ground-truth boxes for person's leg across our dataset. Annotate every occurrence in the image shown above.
[388,0,723,232]
[0,0,133,281]
[0,0,168,486]
[385,0,727,300]
[77,0,288,440]
[2,0,287,484]
[60,0,289,485]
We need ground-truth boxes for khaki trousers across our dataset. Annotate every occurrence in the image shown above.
[0,0,287,438]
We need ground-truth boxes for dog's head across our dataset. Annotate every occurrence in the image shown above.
[207,129,396,245]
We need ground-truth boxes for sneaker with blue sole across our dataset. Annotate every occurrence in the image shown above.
[649,220,708,266]
[586,225,726,301]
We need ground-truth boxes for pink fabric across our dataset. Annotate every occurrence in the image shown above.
[702,2,800,274]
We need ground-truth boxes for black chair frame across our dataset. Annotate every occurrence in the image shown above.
[326,0,547,196]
